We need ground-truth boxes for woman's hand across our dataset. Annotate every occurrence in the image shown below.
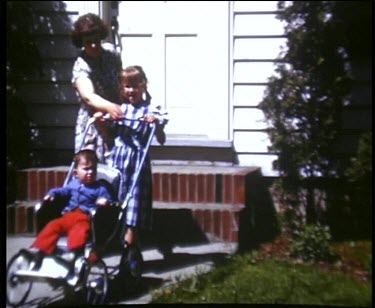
[93,111,104,121]
[106,103,123,120]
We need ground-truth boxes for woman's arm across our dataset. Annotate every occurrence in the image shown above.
[93,111,113,148]
[74,76,122,119]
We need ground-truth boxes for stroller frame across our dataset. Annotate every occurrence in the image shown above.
[6,117,156,307]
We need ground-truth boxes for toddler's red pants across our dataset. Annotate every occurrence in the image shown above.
[31,208,90,254]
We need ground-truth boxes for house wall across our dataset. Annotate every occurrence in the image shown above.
[10,1,371,178]
[13,1,92,166]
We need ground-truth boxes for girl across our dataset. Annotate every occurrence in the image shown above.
[95,65,168,279]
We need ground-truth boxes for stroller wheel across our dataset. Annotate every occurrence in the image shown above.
[82,259,108,305]
[6,251,33,307]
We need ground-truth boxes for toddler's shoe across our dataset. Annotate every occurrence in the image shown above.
[22,247,45,271]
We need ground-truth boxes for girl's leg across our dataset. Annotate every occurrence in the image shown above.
[124,226,137,246]
[118,226,142,280]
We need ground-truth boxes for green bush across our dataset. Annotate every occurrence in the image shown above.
[290,224,336,262]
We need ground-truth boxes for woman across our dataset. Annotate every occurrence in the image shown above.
[71,13,123,163]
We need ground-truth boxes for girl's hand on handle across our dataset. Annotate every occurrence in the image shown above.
[142,114,157,123]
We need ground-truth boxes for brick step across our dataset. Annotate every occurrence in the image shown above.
[15,165,259,205]
[11,165,259,244]
[7,201,244,243]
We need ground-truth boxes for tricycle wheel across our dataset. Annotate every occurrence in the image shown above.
[6,251,33,307]
[82,259,108,305]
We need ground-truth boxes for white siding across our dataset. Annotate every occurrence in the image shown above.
[233,85,268,107]
[234,14,284,36]
[63,1,100,15]
[234,62,278,83]
[233,132,271,152]
[231,1,285,176]
[233,109,268,130]
[234,38,286,60]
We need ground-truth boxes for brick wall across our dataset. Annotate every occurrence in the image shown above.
[8,165,259,244]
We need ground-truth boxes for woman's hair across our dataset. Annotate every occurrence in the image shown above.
[119,65,152,101]
[73,149,98,168]
[71,13,109,48]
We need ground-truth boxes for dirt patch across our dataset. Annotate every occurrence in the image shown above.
[258,235,372,283]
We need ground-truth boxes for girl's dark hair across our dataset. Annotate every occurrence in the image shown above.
[119,65,152,101]
[73,149,98,168]
[71,13,109,48]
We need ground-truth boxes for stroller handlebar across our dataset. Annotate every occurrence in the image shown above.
[64,115,155,187]
[101,113,152,123]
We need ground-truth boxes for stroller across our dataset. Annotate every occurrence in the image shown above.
[6,116,156,307]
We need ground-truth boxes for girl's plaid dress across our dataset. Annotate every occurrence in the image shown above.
[106,100,168,230]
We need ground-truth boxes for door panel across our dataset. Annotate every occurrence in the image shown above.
[118,1,229,140]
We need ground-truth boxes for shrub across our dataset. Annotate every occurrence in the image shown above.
[290,224,336,262]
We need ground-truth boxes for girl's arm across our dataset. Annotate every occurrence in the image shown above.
[144,104,169,145]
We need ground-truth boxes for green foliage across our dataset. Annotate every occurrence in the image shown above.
[259,1,371,229]
[325,132,372,240]
[260,1,354,181]
[345,132,372,188]
[344,132,372,238]
[152,244,371,305]
[290,224,336,262]
[347,132,372,211]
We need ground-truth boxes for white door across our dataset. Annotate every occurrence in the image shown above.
[117,1,230,140]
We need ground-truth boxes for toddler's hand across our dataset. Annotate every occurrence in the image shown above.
[96,198,109,207]
[43,195,54,202]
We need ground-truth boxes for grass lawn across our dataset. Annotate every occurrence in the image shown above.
[151,239,372,306]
